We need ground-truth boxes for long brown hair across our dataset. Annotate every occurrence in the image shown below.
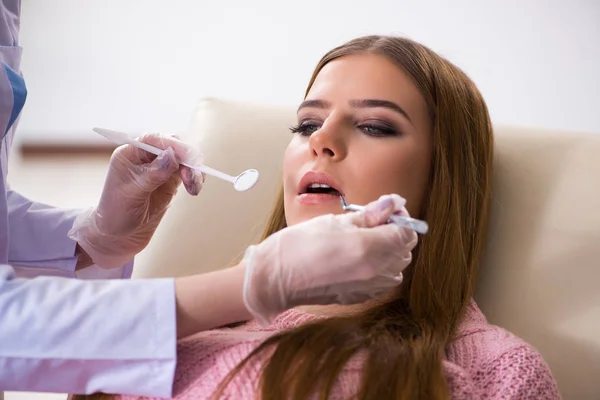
[72,35,493,400]
[214,35,494,399]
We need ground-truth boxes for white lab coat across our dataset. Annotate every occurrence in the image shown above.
[0,1,177,397]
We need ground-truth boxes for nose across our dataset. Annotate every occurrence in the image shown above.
[308,119,347,161]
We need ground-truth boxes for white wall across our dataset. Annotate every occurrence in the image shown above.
[16,0,600,144]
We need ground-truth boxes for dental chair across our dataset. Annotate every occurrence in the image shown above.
[133,97,600,399]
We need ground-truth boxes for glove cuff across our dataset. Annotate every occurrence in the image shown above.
[68,207,132,269]
[241,245,278,327]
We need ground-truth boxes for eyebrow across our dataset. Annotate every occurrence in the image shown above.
[297,99,330,112]
[297,98,412,123]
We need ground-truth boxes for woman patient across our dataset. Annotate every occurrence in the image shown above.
[76,35,560,399]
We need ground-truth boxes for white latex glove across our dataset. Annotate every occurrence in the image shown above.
[243,194,418,326]
[69,133,205,269]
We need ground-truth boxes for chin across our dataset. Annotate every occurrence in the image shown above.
[287,206,344,226]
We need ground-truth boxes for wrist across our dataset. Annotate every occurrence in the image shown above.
[74,233,133,270]
[174,263,251,338]
[239,245,280,327]
[231,261,250,315]
[75,243,94,270]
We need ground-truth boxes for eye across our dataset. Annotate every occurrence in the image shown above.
[289,120,322,136]
[358,123,399,137]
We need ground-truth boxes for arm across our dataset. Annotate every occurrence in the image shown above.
[174,261,250,338]
[7,190,133,279]
[0,264,176,397]
[0,261,251,396]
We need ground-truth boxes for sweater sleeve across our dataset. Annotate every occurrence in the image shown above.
[479,345,562,399]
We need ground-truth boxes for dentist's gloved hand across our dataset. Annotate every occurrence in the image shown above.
[243,194,418,326]
[69,133,205,269]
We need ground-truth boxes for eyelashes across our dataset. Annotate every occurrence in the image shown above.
[359,124,398,137]
[289,120,400,138]
[289,122,320,136]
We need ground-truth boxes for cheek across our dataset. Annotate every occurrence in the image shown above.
[354,146,430,216]
[282,143,303,193]
[282,142,307,221]
[393,152,430,217]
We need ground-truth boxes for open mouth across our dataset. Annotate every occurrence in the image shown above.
[303,183,342,196]
[297,171,344,203]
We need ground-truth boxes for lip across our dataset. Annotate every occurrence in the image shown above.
[297,192,341,205]
[297,171,344,196]
[296,170,344,206]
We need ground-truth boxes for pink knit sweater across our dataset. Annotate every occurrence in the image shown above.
[119,299,561,399]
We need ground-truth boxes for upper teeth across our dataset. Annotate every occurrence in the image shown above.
[308,183,332,189]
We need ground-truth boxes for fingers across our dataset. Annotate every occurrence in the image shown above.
[137,146,182,193]
[348,194,407,228]
[139,133,204,166]
[367,222,418,269]
[139,133,205,196]
[111,132,205,196]
[179,165,205,196]
[350,194,418,275]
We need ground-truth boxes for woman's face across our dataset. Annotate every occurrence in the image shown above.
[283,52,433,226]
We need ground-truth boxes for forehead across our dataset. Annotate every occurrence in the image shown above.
[306,53,425,111]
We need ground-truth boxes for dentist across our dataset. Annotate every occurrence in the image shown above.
[0,1,415,398]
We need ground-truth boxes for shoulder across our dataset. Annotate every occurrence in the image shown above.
[446,300,561,399]
[462,340,561,399]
